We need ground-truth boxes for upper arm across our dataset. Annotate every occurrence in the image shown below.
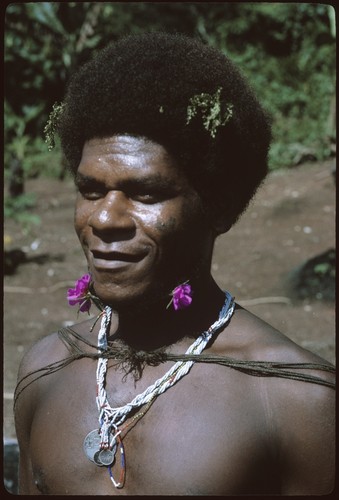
[225,308,335,494]
[272,377,335,495]
[14,346,40,493]
[14,333,62,494]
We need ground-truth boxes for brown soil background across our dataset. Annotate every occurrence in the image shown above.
[4,160,336,441]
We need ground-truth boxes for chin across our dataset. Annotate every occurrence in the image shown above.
[93,281,169,312]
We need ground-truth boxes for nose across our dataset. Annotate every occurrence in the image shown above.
[88,191,135,237]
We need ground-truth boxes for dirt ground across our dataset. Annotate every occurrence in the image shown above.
[3,160,336,442]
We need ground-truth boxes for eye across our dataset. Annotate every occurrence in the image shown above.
[132,192,160,203]
[77,186,105,200]
[129,185,177,204]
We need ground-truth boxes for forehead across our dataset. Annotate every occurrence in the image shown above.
[78,135,182,182]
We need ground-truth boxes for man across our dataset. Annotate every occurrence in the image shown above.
[14,32,334,495]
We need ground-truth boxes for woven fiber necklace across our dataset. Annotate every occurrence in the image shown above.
[83,291,235,488]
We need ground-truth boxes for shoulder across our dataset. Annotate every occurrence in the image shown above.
[215,305,335,494]
[14,330,68,424]
[15,319,95,412]
[219,304,334,367]
[213,303,335,446]
[16,331,67,386]
[219,304,335,396]
[17,318,96,382]
[14,319,96,438]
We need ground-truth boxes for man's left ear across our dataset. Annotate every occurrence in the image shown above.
[212,216,232,235]
[203,199,233,234]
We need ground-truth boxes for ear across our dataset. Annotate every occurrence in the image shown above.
[202,198,233,235]
[205,203,233,235]
[212,216,232,235]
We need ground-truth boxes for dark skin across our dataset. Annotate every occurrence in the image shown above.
[15,136,335,495]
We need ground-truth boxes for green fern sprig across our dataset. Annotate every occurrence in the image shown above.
[44,102,65,151]
[186,87,233,138]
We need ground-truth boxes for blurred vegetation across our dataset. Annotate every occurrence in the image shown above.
[4,2,336,226]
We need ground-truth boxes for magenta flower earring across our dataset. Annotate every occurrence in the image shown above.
[67,273,92,313]
[67,273,106,315]
[67,275,193,315]
[167,281,193,310]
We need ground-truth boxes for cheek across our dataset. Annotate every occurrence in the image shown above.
[154,216,177,233]
[141,201,185,236]
[149,202,209,252]
[73,200,88,239]
[138,204,167,228]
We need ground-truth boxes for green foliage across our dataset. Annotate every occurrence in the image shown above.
[4,192,41,233]
[191,3,335,169]
[5,99,64,182]
[314,262,335,277]
[186,88,233,138]
[4,1,336,183]
[44,102,65,151]
[289,249,335,302]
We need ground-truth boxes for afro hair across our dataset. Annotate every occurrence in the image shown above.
[58,32,272,228]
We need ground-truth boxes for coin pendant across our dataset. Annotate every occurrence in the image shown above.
[93,450,105,467]
[83,429,101,463]
[98,445,117,466]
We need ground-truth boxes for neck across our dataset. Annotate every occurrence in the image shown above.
[107,276,226,351]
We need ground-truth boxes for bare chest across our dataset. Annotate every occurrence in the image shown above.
[30,360,277,495]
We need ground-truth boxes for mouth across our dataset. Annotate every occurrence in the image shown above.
[90,250,146,270]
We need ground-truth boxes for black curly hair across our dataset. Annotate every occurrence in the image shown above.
[58,32,272,228]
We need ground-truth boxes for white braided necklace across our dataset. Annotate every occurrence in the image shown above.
[83,291,235,487]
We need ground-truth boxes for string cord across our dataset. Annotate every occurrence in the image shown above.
[14,328,335,409]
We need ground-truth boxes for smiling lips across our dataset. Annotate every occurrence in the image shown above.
[90,249,147,269]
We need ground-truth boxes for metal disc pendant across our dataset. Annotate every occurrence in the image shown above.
[98,445,117,466]
[93,450,105,467]
[83,429,101,463]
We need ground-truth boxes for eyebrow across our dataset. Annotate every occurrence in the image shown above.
[74,173,101,187]
[74,172,179,191]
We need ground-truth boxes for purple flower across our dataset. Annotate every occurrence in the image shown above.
[170,283,193,311]
[67,274,92,313]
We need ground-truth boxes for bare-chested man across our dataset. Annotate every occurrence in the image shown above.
[14,33,335,495]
